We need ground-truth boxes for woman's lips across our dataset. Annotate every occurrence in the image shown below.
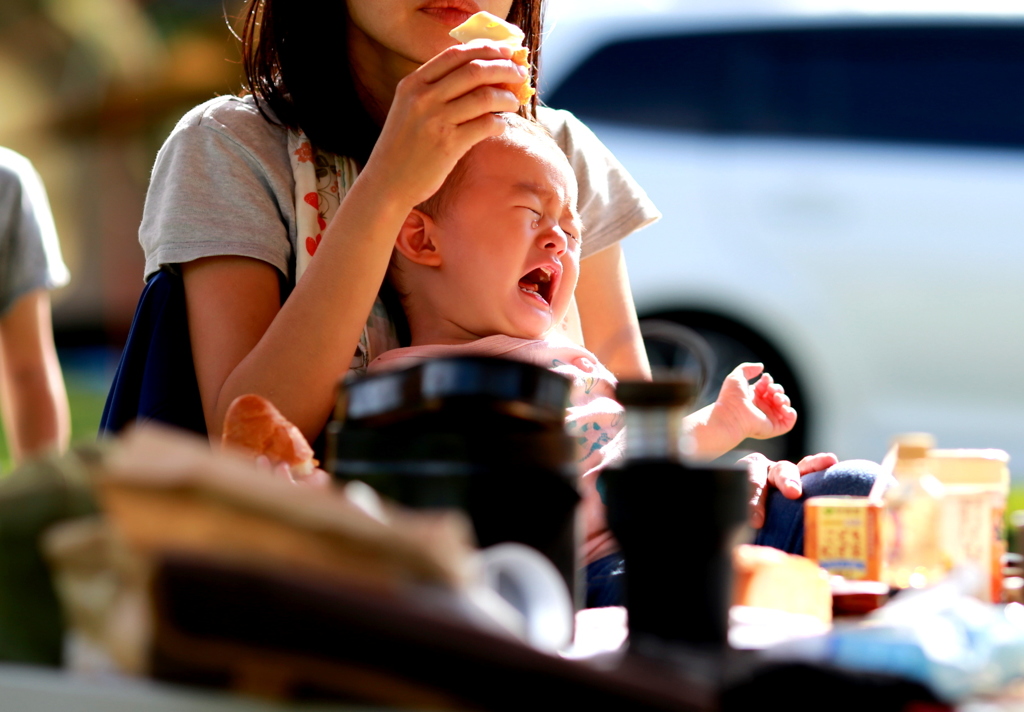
[420,1,481,27]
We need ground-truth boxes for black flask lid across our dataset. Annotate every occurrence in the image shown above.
[339,356,571,429]
[615,378,697,409]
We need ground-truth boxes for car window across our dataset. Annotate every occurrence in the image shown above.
[546,25,1024,149]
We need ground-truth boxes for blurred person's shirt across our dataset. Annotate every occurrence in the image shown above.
[0,147,70,315]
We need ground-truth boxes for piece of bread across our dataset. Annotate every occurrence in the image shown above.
[449,11,535,105]
[733,544,833,623]
[222,394,317,476]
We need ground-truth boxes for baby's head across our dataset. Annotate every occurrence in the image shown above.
[390,113,582,345]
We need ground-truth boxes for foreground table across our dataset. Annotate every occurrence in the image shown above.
[0,663,367,712]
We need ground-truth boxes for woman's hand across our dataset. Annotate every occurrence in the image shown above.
[255,455,331,489]
[363,41,526,209]
[740,451,839,528]
[184,44,525,445]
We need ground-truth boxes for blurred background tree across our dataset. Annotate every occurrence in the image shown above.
[0,0,247,469]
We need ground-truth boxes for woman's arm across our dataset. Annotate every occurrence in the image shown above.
[183,43,525,442]
[0,289,70,461]
[183,167,412,441]
[575,243,651,381]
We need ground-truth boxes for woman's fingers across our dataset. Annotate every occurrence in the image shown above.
[295,467,332,490]
[371,43,526,207]
[416,41,514,84]
[274,461,296,484]
[411,43,526,121]
[254,454,299,485]
[454,111,515,146]
[445,85,521,126]
[430,57,528,106]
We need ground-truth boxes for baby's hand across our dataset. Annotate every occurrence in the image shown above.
[712,363,797,443]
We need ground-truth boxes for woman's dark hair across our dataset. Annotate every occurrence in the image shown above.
[239,1,544,164]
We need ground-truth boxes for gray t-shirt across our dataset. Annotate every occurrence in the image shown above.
[0,147,70,317]
[140,94,660,281]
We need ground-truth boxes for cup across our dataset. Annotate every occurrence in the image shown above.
[465,543,575,653]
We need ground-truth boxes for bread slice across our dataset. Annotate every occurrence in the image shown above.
[450,11,535,105]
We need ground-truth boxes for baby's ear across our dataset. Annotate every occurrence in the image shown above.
[395,209,442,266]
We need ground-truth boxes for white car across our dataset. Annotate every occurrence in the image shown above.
[541,0,1024,468]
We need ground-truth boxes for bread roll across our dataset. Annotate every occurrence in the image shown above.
[449,11,535,105]
[222,394,317,476]
[733,544,832,623]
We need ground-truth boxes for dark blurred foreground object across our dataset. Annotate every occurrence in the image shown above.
[606,457,748,647]
[603,378,749,648]
[721,662,950,712]
[328,357,582,602]
[831,579,891,617]
[43,426,713,710]
[0,445,101,665]
[148,554,715,711]
[38,424,489,676]
[0,426,951,711]
[144,554,949,711]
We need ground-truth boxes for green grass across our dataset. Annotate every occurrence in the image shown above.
[66,374,109,446]
[1009,488,1024,518]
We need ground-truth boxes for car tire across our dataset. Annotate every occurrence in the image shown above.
[639,310,808,463]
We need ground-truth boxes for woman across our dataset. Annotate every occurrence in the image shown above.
[139,0,656,446]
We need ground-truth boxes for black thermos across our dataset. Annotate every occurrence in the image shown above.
[326,357,581,606]
[603,379,748,648]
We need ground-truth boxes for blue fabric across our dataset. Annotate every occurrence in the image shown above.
[753,459,888,554]
[99,270,207,437]
[584,459,888,608]
[586,552,627,609]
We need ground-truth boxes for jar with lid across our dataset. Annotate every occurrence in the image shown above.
[883,433,947,589]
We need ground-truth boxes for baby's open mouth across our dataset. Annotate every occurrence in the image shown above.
[518,265,556,305]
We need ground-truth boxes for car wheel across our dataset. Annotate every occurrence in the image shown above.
[639,310,808,463]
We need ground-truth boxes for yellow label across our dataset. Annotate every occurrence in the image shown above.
[805,497,881,581]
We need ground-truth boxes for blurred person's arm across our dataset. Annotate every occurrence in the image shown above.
[0,289,70,462]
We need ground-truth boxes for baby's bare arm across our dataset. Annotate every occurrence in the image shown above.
[683,363,797,460]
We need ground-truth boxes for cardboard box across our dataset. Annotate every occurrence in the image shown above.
[804,496,883,581]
